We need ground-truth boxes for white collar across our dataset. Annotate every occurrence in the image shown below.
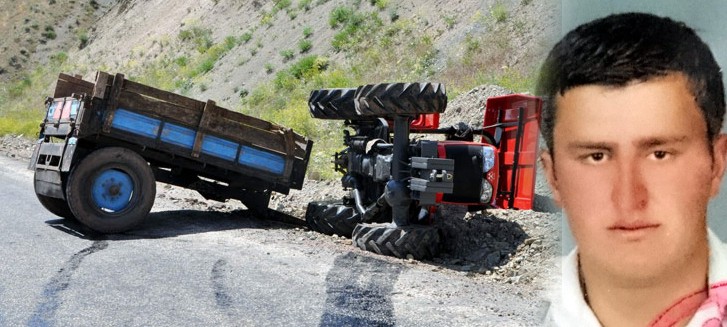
[545,228,727,326]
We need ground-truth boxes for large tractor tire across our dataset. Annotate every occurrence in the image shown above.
[354,82,447,117]
[308,88,358,120]
[305,201,363,237]
[352,223,441,260]
[66,147,156,233]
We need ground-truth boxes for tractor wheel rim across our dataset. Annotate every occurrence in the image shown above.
[91,169,134,212]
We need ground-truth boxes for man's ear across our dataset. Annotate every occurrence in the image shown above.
[710,134,727,198]
[540,150,563,207]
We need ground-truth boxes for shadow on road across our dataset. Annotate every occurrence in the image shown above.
[45,209,305,241]
[320,252,402,327]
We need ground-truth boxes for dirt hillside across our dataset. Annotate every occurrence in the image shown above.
[1,0,558,107]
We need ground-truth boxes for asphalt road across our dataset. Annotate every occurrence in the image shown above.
[0,155,547,327]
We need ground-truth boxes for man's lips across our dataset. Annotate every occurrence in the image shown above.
[607,222,661,231]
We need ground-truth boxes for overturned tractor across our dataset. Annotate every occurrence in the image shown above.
[305,83,541,260]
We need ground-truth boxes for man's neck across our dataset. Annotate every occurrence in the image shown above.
[580,242,709,327]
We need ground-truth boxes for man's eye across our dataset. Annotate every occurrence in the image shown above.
[651,151,671,160]
[581,152,607,163]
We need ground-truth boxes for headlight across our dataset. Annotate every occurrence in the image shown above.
[482,146,495,172]
[480,180,493,203]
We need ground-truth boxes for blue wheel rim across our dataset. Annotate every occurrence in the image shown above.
[91,169,134,212]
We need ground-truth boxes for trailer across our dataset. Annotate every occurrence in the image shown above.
[29,71,313,233]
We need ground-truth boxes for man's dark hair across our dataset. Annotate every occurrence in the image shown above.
[537,12,725,153]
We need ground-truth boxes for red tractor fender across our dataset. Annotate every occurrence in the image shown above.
[483,94,543,210]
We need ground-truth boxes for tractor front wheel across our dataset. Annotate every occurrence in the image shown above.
[352,223,441,260]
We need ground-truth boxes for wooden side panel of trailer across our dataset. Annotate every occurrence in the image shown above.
[52,72,312,190]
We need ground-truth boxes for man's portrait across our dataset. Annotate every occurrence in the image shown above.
[538,9,727,327]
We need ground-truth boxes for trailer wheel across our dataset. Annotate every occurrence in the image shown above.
[305,201,362,237]
[66,147,156,233]
[355,82,447,117]
[308,88,358,120]
[352,223,441,260]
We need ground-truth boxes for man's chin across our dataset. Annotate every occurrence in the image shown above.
[595,253,676,287]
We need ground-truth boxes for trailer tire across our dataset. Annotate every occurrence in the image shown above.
[352,223,440,260]
[355,83,447,117]
[66,147,156,233]
[308,88,358,120]
[305,201,362,237]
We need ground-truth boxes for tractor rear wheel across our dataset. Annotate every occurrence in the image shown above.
[352,223,441,260]
[355,82,447,117]
[66,147,156,233]
[305,201,362,237]
[308,88,358,120]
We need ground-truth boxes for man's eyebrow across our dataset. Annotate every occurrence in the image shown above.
[634,136,689,148]
[566,141,615,151]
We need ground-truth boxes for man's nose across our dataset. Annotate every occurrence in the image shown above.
[611,158,649,212]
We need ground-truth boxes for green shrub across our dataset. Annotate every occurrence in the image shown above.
[174,56,188,67]
[41,26,56,39]
[274,0,292,11]
[224,35,237,50]
[329,6,354,28]
[370,0,388,10]
[298,0,313,11]
[196,58,215,74]
[261,11,274,26]
[388,8,399,22]
[298,39,312,53]
[50,52,68,65]
[238,88,249,98]
[240,32,253,43]
[77,30,89,48]
[330,11,382,52]
[289,55,328,79]
[491,2,508,23]
[444,15,456,29]
[8,77,32,98]
[265,63,275,74]
[280,49,294,61]
[303,26,313,38]
[178,26,213,53]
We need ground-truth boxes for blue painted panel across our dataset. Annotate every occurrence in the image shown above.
[70,99,80,118]
[111,109,161,139]
[46,102,58,120]
[160,123,196,149]
[201,135,238,161]
[239,145,285,175]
